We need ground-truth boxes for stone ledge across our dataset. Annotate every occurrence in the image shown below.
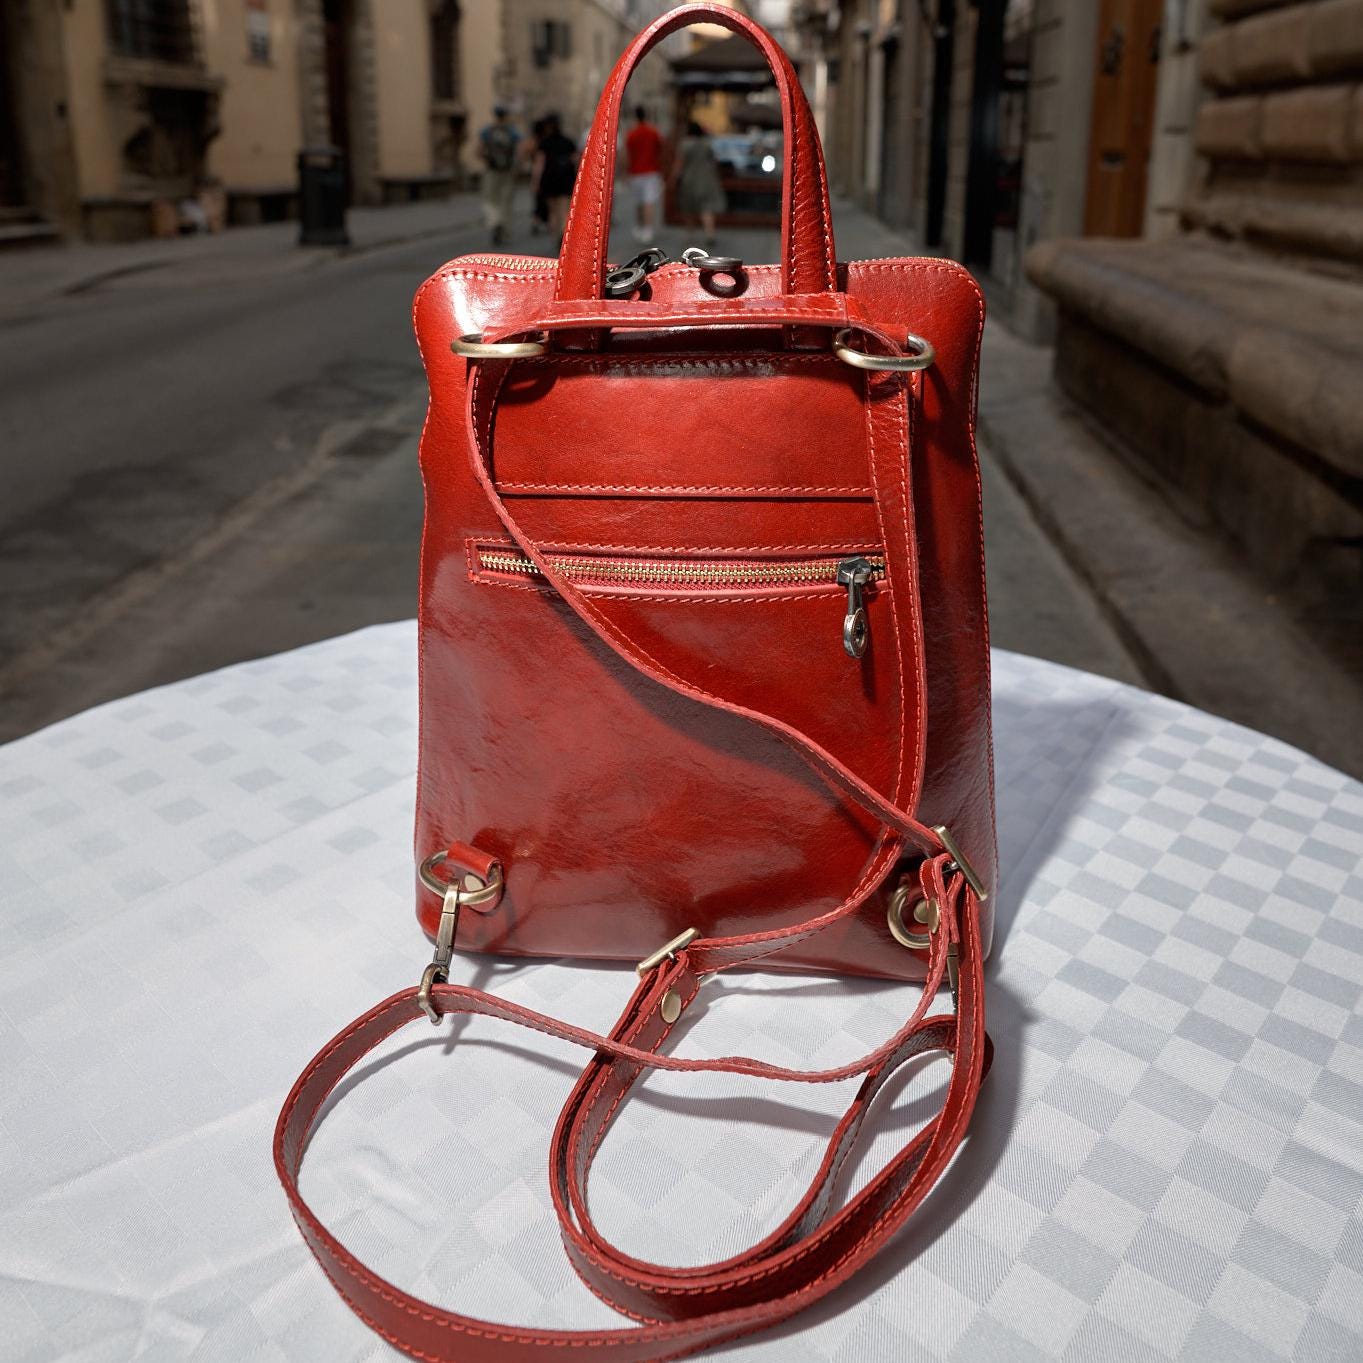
[1201,0,1363,90]
[977,320,1363,771]
[1025,237,1363,480]
[1209,0,1295,16]
[1183,192,1363,262]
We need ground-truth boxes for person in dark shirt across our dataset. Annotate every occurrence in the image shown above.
[533,113,578,245]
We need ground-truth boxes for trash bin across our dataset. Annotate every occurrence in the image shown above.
[298,146,349,246]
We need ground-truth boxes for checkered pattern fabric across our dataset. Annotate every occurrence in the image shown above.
[1,622,1359,1361]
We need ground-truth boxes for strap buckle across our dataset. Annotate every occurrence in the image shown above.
[636,927,699,978]
[932,824,988,902]
[418,883,462,1024]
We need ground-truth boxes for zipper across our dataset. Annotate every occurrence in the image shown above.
[836,556,878,659]
[458,247,744,298]
[477,547,885,658]
[459,254,558,270]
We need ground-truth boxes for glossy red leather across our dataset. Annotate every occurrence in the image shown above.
[276,852,991,1363]
[278,6,997,1360]
[556,7,836,303]
[412,253,995,979]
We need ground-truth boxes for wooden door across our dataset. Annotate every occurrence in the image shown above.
[1083,0,1162,238]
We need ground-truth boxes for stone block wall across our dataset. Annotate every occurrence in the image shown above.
[1187,0,1363,268]
[1007,0,1100,339]
[1145,0,1211,240]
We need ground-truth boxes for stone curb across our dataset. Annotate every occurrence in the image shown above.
[977,323,1363,778]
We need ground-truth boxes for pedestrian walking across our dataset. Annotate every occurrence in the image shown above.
[479,106,520,245]
[532,113,578,245]
[624,105,664,244]
[672,121,726,247]
[527,116,550,236]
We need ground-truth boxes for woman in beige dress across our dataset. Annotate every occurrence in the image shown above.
[672,121,727,248]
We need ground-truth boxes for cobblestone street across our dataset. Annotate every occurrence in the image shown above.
[1,191,1358,774]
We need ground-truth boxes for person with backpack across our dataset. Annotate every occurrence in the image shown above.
[478,106,520,245]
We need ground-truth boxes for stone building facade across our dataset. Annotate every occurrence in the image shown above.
[0,0,700,244]
[0,0,507,241]
[1027,0,1363,613]
[794,1,1205,333]
[491,0,687,150]
[798,0,1361,641]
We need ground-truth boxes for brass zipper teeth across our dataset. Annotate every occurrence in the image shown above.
[459,255,559,270]
[457,256,686,273]
[478,550,886,588]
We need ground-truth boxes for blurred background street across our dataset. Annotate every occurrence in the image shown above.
[1,0,1361,775]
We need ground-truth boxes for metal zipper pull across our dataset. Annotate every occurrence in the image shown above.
[682,245,745,295]
[836,557,876,658]
[604,246,670,298]
[682,245,744,274]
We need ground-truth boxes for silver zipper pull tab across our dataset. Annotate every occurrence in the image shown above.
[682,245,745,295]
[836,557,876,659]
[682,245,744,273]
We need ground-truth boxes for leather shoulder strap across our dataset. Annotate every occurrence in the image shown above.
[274,316,993,1360]
[276,855,989,1362]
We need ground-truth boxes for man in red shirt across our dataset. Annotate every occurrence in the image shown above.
[624,106,664,244]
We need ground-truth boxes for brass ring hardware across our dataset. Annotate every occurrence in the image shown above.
[416,851,504,1024]
[450,332,547,359]
[833,327,935,373]
[418,850,504,907]
[887,883,940,951]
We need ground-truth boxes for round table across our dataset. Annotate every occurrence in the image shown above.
[2,622,1360,1361]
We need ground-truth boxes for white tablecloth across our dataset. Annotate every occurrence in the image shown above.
[2,622,1361,1362]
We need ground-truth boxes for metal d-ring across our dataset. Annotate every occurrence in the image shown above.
[833,327,935,373]
[887,882,940,951]
[416,852,504,1024]
[418,850,504,908]
[450,332,547,359]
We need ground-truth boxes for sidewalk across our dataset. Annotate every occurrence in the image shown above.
[827,202,1363,774]
[0,194,483,319]
[4,187,1358,774]
[977,324,1363,776]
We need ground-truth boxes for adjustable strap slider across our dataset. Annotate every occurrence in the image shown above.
[932,824,988,902]
[636,927,700,979]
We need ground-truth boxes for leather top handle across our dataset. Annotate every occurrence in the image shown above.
[555,3,838,302]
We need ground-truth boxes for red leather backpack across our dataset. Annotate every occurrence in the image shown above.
[276,6,995,1358]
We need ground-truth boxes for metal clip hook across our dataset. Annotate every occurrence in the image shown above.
[418,883,462,1024]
